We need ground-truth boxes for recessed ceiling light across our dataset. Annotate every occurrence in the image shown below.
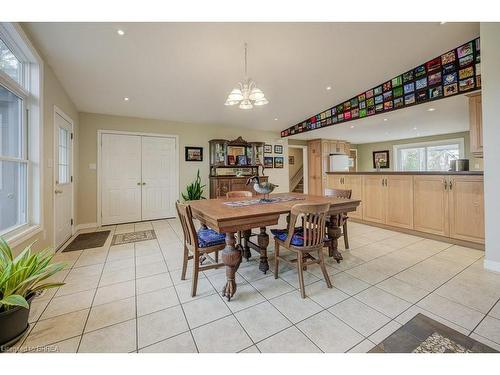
[117,29,125,36]
[383,118,388,122]
[123,97,129,101]
[350,125,355,129]
[440,22,447,25]
[428,108,435,112]
[326,86,332,91]
[274,118,278,121]
[413,127,418,130]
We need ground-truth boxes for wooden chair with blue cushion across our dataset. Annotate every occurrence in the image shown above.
[272,202,333,298]
[324,188,352,251]
[176,201,226,297]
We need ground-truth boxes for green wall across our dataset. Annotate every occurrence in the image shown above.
[353,131,483,172]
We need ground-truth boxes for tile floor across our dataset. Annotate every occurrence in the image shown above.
[10,218,500,353]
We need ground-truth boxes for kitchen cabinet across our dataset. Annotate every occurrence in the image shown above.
[449,175,484,243]
[325,174,363,219]
[413,175,449,236]
[362,175,386,224]
[468,93,483,158]
[308,139,323,196]
[209,176,268,198]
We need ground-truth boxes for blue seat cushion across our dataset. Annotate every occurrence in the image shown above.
[271,227,305,246]
[198,228,226,248]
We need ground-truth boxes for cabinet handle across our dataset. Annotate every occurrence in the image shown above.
[381,178,384,186]
[449,181,453,190]
[444,180,448,190]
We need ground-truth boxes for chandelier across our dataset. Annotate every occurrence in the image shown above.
[224,43,269,109]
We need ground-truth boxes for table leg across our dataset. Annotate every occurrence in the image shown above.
[327,215,343,263]
[257,227,269,274]
[221,232,241,301]
[242,230,252,261]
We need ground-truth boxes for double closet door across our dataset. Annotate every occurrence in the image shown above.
[101,133,177,225]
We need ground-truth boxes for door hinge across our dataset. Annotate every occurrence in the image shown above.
[70,132,74,140]
[71,176,73,183]
[70,218,74,226]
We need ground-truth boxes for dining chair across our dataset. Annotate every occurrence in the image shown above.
[272,203,333,298]
[324,188,352,250]
[226,190,255,249]
[176,201,226,297]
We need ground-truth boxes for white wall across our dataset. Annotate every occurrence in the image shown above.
[481,23,500,272]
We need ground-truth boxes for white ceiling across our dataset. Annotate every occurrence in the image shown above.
[24,22,479,134]
[289,93,471,144]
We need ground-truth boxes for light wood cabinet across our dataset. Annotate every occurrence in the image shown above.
[325,174,363,219]
[468,93,483,158]
[449,176,485,244]
[385,175,414,229]
[308,139,323,196]
[413,175,449,236]
[362,175,386,224]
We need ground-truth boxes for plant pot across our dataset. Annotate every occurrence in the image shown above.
[0,294,34,351]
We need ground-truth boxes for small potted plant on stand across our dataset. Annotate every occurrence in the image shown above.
[0,238,65,352]
[181,169,206,201]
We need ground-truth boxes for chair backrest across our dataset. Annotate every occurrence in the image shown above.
[175,200,198,249]
[226,190,252,198]
[325,188,352,199]
[287,203,330,248]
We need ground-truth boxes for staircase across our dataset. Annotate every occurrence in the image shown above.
[293,177,304,193]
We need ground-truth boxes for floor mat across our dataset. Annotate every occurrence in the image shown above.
[369,313,497,353]
[62,231,111,252]
[111,229,157,245]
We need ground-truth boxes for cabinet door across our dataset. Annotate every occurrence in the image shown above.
[413,175,449,236]
[362,175,386,223]
[449,176,484,243]
[346,175,363,219]
[217,179,231,198]
[385,175,413,229]
[230,178,251,194]
[469,94,483,157]
[326,174,344,190]
[308,140,323,195]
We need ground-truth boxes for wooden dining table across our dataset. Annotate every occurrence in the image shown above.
[188,192,361,301]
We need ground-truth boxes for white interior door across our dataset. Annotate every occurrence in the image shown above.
[54,113,73,248]
[141,136,177,220]
[101,134,142,225]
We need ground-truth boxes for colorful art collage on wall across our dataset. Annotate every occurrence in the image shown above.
[280,37,481,138]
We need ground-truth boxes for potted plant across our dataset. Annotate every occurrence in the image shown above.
[0,237,65,351]
[181,169,206,201]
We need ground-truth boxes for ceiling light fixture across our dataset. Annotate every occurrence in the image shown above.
[350,125,355,129]
[413,127,418,130]
[117,29,125,36]
[225,43,268,110]
[440,22,447,25]
[123,97,129,101]
[326,86,332,91]
[428,107,435,112]
[274,118,278,121]
[383,118,388,122]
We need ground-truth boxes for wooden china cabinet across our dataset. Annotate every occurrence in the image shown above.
[209,137,268,198]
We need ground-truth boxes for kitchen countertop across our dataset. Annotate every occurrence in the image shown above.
[326,171,484,176]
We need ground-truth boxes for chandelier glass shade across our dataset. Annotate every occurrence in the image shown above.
[225,43,268,109]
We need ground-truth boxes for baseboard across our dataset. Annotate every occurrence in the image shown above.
[484,259,500,273]
[75,223,98,232]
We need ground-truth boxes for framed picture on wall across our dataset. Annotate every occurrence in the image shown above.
[185,147,203,161]
[372,150,390,169]
[264,156,273,168]
[274,156,284,168]
[274,145,283,154]
[264,144,272,154]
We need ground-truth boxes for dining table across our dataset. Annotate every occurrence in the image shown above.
[188,192,361,301]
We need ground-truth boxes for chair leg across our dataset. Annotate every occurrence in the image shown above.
[318,249,332,289]
[191,252,200,297]
[215,250,219,263]
[297,254,306,298]
[274,240,280,279]
[343,222,349,250]
[181,244,189,280]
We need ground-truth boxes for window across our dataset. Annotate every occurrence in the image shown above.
[0,23,42,244]
[394,138,464,172]
[58,127,70,184]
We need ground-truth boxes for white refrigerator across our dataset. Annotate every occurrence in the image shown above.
[329,153,349,172]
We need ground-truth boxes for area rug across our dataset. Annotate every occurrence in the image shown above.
[111,229,157,245]
[62,231,111,252]
[369,313,497,353]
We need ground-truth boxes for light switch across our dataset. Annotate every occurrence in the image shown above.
[89,163,97,170]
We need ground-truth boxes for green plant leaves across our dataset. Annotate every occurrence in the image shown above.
[182,169,206,201]
[0,294,29,309]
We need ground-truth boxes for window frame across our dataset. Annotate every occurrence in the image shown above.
[393,138,465,172]
[0,23,43,247]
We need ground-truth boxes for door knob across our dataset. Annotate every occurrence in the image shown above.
[137,182,141,185]
[142,182,146,185]
[55,190,63,194]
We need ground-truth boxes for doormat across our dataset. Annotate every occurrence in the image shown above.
[111,230,157,245]
[62,231,111,252]
[369,313,497,353]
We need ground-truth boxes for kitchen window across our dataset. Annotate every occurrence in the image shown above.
[394,138,464,172]
[0,23,42,245]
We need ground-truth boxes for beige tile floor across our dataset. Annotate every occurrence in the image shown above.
[10,218,500,353]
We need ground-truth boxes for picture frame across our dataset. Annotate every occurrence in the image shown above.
[185,146,203,162]
[236,155,247,165]
[264,156,273,168]
[274,156,284,168]
[264,144,272,154]
[372,150,390,169]
[288,156,295,165]
[274,145,283,154]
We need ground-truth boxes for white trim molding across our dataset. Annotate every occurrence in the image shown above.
[484,259,500,274]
